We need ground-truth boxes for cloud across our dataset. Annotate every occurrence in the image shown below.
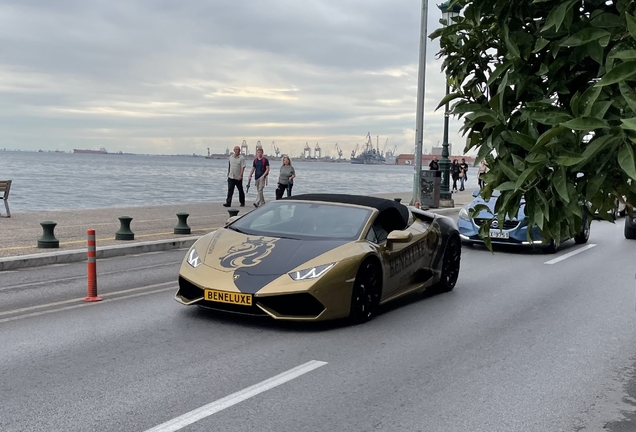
[0,0,467,156]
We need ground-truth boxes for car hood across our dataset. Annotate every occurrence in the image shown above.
[466,194,526,220]
[202,228,350,294]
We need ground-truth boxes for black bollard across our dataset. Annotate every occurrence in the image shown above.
[394,198,402,204]
[174,212,191,235]
[227,209,240,217]
[38,221,60,248]
[115,216,134,240]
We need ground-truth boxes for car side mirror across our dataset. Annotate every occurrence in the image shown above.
[225,216,240,226]
[472,190,480,198]
[386,230,412,251]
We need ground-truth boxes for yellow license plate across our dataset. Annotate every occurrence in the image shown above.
[204,289,252,306]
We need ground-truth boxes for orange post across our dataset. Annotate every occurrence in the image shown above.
[84,229,102,302]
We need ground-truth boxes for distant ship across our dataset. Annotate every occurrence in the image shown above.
[350,133,386,164]
[74,147,108,154]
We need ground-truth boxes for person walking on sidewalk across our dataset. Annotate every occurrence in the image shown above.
[248,147,270,208]
[428,157,439,170]
[275,155,296,200]
[451,159,461,192]
[459,158,469,183]
[224,145,246,207]
[477,159,488,189]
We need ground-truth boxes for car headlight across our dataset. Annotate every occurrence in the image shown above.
[288,263,335,281]
[458,208,472,221]
[186,248,202,268]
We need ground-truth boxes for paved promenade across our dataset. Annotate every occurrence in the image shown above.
[0,189,474,270]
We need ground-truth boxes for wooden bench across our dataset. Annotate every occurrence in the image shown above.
[0,180,11,217]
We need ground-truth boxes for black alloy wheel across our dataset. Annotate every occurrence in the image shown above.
[349,259,382,324]
[626,217,636,240]
[437,236,461,293]
[574,222,590,244]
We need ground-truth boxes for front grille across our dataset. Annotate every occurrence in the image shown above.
[257,293,325,318]
[473,218,519,230]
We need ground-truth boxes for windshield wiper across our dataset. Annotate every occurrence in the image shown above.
[227,226,246,234]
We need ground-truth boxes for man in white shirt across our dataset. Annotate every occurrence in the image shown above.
[224,146,246,207]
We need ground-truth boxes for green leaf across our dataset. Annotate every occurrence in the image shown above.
[618,144,636,180]
[609,50,636,60]
[535,63,549,76]
[436,92,461,110]
[506,131,535,151]
[590,100,613,119]
[452,103,486,114]
[595,61,636,87]
[496,181,517,191]
[561,28,611,47]
[587,41,604,65]
[534,126,568,150]
[533,38,550,53]
[514,165,538,190]
[542,1,571,33]
[553,167,570,203]
[621,118,636,131]
[579,85,602,116]
[581,135,613,161]
[590,13,621,28]
[627,13,636,40]
[560,117,609,130]
[557,155,587,166]
[487,62,512,86]
[499,160,520,181]
[619,82,636,113]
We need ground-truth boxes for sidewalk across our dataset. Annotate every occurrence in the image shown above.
[0,189,475,271]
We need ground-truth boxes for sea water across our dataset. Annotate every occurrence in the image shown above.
[0,151,478,212]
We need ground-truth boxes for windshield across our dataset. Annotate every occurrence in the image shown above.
[229,201,372,240]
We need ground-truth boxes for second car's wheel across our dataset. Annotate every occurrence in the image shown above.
[574,222,590,244]
[437,236,461,293]
[626,217,636,240]
[542,239,558,254]
[349,259,382,324]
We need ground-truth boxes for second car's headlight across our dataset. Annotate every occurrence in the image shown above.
[186,248,202,268]
[458,208,472,221]
[289,263,335,281]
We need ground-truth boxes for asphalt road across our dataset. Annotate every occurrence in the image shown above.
[1,219,635,432]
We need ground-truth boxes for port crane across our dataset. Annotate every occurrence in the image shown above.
[303,142,312,158]
[351,143,359,158]
[334,143,343,159]
[240,140,249,156]
[272,141,280,157]
[314,142,321,159]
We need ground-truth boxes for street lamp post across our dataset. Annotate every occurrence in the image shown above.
[437,1,461,202]
[411,0,429,206]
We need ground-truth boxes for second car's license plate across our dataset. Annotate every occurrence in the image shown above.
[204,289,252,306]
[489,230,509,239]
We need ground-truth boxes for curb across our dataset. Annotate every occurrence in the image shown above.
[0,206,464,272]
[0,236,200,271]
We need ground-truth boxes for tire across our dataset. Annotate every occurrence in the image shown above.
[574,222,590,244]
[349,258,382,324]
[626,217,636,240]
[542,239,558,254]
[437,236,461,293]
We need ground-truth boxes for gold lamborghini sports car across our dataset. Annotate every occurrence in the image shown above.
[175,194,461,323]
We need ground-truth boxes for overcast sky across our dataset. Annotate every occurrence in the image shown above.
[0,0,466,157]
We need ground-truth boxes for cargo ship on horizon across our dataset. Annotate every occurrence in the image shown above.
[73,147,108,154]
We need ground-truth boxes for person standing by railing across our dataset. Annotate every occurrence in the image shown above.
[276,155,296,200]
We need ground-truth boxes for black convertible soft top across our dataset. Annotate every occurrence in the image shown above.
[287,193,411,231]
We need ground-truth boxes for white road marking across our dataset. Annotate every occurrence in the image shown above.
[544,244,597,265]
[143,360,328,432]
[0,284,175,324]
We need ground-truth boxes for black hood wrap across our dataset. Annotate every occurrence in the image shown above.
[230,239,348,294]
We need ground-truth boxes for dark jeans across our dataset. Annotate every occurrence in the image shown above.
[275,183,293,200]
[226,178,245,205]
